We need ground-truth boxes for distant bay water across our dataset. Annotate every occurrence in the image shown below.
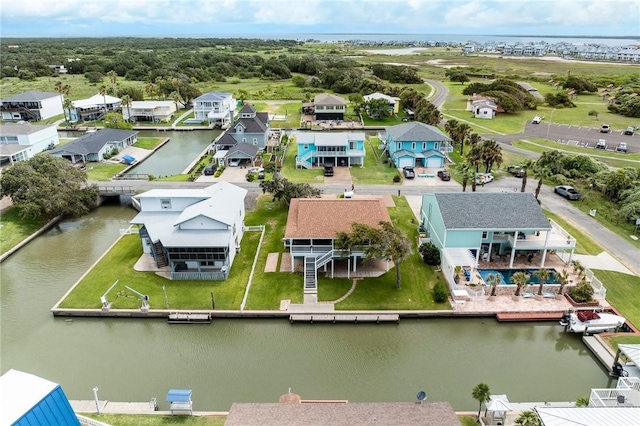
[184,33,638,47]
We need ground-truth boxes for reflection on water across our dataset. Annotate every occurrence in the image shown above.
[0,206,610,411]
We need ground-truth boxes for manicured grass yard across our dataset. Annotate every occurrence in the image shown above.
[595,270,640,345]
[134,137,166,150]
[350,137,402,185]
[0,208,47,255]
[86,162,128,181]
[280,138,325,183]
[83,414,226,426]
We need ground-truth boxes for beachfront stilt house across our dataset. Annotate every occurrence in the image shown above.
[284,198,391,294]
[0,91,63,122]
[294,131,366,169]
[130,182,247,280]
[193,92,236,126]
[420,192,577,294]
[384,122,453,169]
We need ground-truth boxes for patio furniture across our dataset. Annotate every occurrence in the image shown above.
[521,292,534,298]
[542,292,556,298]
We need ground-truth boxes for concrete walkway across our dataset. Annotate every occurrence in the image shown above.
[573,252,635,275]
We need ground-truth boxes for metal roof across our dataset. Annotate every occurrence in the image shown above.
[72,93,121,108]
[1,91,58,102]
[0,122,56,136]
[194,91,232,102]
[0,369,58,425]
[535,406,640,425]
[432,192,552,230]
[619,344,640,366]
[294,131,365,147]
[385,122,451,142]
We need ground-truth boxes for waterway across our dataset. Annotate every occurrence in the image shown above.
[0,205,612,412]
[126,129,222,177]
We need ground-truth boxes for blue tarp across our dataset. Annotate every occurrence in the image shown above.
[122,155,136,165]
[166,389,192,403]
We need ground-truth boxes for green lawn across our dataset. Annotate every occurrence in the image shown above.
[350,138,402,185]
[86,162,128,181]
[280,139,325,183]
[250,101,302,129]
[0,208,47,254]
[83,414,226,426]
[542,210,603,255]
[605,334,640,350]
[135,137,166,150]
[592,270,640,344]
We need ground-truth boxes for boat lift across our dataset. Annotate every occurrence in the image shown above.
[100,280,119,311]
[125,286,150,312]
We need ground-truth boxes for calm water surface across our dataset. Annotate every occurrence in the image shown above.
[0,206,611,411]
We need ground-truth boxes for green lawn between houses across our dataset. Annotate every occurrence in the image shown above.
[83,414,226,426]
[57,195,448,311]
[0,208,47,255]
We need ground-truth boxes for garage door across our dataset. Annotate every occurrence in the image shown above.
[398,157,413,168]
[426,157,442,168]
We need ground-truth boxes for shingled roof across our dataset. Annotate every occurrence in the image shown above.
[433,192,551,230]
[385,122,451,142]
[225,401,461,426]
[49,129,137,156]
[314,93,346,106]
[284,198,391,239]
[1,91,59,102]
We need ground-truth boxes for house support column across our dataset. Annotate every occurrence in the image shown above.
[540,231,551,267]
[353,255,357,272]
[567,248,575,266]
[347,258,350,279]
[331,259,334,279]
[509,234,518,268]
[385,260,389,272]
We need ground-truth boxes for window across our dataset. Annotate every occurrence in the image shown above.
[482,231,488,239]
[242,138,247,142]
[422,142,426,150]
[434,142,438,150]
[411,142,416,150]
[160,199,171,209]
[253,138,258,145]
[397,142,401,150]
[303,144,309,150]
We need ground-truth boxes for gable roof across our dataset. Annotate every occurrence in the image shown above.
[295,131,365,147]
[49,129,137,156]
[227,142,258,158]
[364,92,400,103]
[314,93,346,106]
[233,116,268,134]
[239,104,257,114]
[386,122,451,142]
[1,91,59,103]
[432,192,551,230]
[285,198,391,239]
[214,132,237,146]
[194,91,232,102]
[72,93,121,108]
[226,401,461,426]
[472,98,498,110]
[0,369,60,425]
[129,101,176,109]
[175,181,248,227]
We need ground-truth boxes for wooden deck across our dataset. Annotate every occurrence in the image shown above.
[496,311,563,321]
[289,314,399,323]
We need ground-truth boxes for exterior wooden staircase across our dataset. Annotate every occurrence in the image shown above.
[153,241,168,267]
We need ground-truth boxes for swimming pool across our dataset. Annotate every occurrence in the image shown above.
[477,268,559,285]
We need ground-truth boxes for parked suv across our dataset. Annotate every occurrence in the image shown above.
[203,164,216,175]
[323,165,334,177]
[616,142,628,153]
[624,126,635,135]
[595,139,606,150]
[402,166,415,179]
[437,170,451,181]
[600,124,611,133]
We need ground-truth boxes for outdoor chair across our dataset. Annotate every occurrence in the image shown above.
[542,292,556,299]
[521,292,534,298]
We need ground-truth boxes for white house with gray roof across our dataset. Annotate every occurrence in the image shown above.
[130,181,247,280]
[1,91,63,122]
[193,91,236,126]
[421,192,577,294]
[0,122,59,165]
[49,128,137,164]
[384,122,452,169]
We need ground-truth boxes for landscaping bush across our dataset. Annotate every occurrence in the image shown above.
[393,174,401,183]
[433,281,448,303]
[246,172,256,182]
[569,282,594,303]
[264,162,277,174]
[419,242,441,265]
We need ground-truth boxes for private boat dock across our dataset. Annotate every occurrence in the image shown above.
[289,314,399,323]
[496,311,563,322]
[167,312,212,324]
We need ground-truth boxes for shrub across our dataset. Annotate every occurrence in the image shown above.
[264,162,277,174]
[433,281,448,303]
[393,174,401,183]
[569,282,594,303]
[419,242,440,265]
[246,172,256,182]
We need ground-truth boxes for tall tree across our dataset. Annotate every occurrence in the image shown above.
[515,410,542,426]
[99,85,108,117]
[512,271,531,296]
[480,139,503,173]
[121,94,132,122]
[54,81,71,122]
[534,268,551,296]
[532,164,551,200]
[336,221,411,290]
[557,269,570,296]
[145,83,157,99]
[485,273,501,297]
[468,133,482,147]
[259,176,322,206]
[455,123,472,154]
[520,160,535,193]
[107,70,118,97]
[0,154,99,220]
[471,383,491,421]
[466,144,483,173]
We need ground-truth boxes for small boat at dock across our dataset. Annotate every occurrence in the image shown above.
[560,310,625,334]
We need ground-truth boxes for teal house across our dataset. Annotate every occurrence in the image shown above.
[385,122,452,169]
[295,131,366,168]
[421,193,577,294]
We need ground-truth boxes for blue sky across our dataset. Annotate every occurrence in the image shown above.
[1,0,638,38]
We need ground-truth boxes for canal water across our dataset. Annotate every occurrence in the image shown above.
[126,129,222,177]
[0,205,611,412]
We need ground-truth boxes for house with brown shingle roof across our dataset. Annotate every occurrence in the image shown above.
[284,198,392,293]
[313,93,347,121]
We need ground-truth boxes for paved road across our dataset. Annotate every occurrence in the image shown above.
[424,79,449,110]
[99,178,639,276]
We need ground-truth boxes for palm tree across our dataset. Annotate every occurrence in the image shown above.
[471,383,491,421]
[515,410,542,426]
[557,269,570,296]
[54,81,71,122]
[486,273,501,297]
[107,70,118,96]
[456,123,472,155]
[63,98,73,125]
[145,83,157,100]
[534,268,551,296]
[99,85,108,117]
[480,139,503,173]
[121,95,132,122]
[468,133,482,147]
[456,162,471,192]
[466,145,483,173]
[444,119,459,139]
[512,271,530,296]
[532,163,551,200]
[520,159,535,193]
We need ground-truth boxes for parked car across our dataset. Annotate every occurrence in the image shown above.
[507,165,525,178]
[616,142,628,153]
[323,165,334,177]
[531,116,542,124]
[437,170,451,181]
[203,164,216,175]
[228,159,240,167]
[600,124,611,133]
[476,173,494,185]
[595,139,607,150]
[624,126,635,135]
[554,185,581,200]
[402,166,415,179]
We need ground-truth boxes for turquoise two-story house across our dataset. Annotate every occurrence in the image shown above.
[295,131,366,168]
[385,122,452,169]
